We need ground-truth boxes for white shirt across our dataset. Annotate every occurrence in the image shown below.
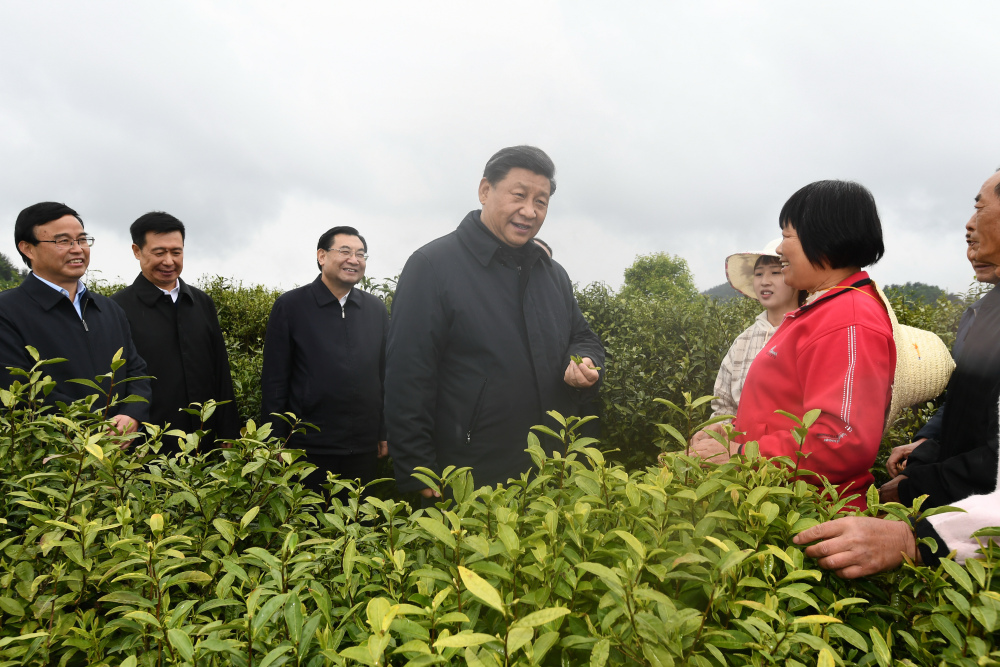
[159,283,180,303]
[32,273,86,319]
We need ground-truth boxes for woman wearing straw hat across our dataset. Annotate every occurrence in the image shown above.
[691,180,895,511]
[703,240,805,424]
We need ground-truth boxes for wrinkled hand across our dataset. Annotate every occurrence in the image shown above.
[564,357,599,389]
[886,439,925,477]
[420,488,441,499]
[377,440,388,458]
[793,517,917,579]
[690,423,726,448]
[689,436,736,464]
[879,475,904,503]
[109,415,138,448]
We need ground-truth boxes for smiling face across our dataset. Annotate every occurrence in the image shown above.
[775,223,830,291]
[753,257,799,315]
[18,214,89,290]
[479,167,551,248]
[318,233,366,297]
[972,172,1000,267]
[133,230,184,290]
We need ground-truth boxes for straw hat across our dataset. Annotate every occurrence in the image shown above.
[725,238,782,298]
[872,282,955,431]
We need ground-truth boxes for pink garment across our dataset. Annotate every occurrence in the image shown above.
[926,416,1000,563]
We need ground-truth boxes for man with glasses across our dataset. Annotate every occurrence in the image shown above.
[0,202,150,434]
[261,226,389,496]
[111,212,239,451]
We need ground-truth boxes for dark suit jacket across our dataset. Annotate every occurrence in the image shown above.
[0,274,150,420]
[112,274,239,446]
[260,277,388,455]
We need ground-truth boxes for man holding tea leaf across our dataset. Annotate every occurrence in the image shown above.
[386,146,604,497]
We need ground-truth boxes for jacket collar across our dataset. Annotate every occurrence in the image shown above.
[131,273,192,306]
[456,210,551,268]
[308,275,364,308]
[788,270,871,319]
[21,272,100,313]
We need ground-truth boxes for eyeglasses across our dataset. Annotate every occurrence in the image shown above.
[327,247,369,261]
[38,236,96,249]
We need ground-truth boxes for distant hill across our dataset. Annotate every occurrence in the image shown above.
[884,282,959,304]
[702,282,742,301]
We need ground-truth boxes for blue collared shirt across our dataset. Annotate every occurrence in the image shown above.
[32,273,87,319]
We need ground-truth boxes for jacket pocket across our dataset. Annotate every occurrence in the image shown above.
[465,378,488,445]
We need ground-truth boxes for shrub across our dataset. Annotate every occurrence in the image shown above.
[0,362,997,666]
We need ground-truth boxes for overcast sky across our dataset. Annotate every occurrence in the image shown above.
[2,2,998,294]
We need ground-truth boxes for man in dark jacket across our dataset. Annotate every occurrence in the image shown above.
[0,202,150,432]
[112,212,239,451]
[385,146,605,498]
[261,226,389,493]
[881,170,1000,507]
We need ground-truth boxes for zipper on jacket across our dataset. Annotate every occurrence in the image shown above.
[81,298,89,332]
[340,302,345,319]
[466,378,488,445]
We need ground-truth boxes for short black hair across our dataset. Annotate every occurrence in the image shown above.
[533,237,553,257]
[779,180,884,269]
[14,202,83,268]
[130,211,186,247]
[317,226,367,271]
[483,145,557,195]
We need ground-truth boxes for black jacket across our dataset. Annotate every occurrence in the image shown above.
[899,286,1000,507]
[0,274,151,420]
[260,278,388,454]
[112,274,239,444]
[385,212,605,492]
[914,288,989,441]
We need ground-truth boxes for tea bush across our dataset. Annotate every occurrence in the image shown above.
[0,358,998,666]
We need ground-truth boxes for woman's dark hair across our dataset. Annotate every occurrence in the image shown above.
[14,202,83,268]
[779,180,884,269]
[753,254,808,306]
[483,146,556,195]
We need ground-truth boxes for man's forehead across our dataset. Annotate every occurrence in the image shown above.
[146,231,184,249]
[37,217,84,236]
[332,234,364,247]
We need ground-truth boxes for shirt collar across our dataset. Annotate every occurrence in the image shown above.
[32,273,86,301]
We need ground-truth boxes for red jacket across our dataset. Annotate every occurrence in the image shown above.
[733,271,895,510]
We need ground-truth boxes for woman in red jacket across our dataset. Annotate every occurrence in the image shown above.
[692,180,895,510]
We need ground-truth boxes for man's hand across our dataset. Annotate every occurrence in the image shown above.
[377,440,388,458]
[887,439,925,477]
[564,357,599,389]
[420,488,441,499]
[878,475,904,503]
[109,414,138,442]
[793,517,918,579]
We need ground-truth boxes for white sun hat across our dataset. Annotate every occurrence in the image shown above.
[725,238,783,298]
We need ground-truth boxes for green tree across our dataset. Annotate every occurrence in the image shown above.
[622,251,700,300]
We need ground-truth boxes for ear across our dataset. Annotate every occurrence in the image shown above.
[317,247,326,268]
[131,244,142,260]
[478,178,492,206]
[17,240,35,264]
